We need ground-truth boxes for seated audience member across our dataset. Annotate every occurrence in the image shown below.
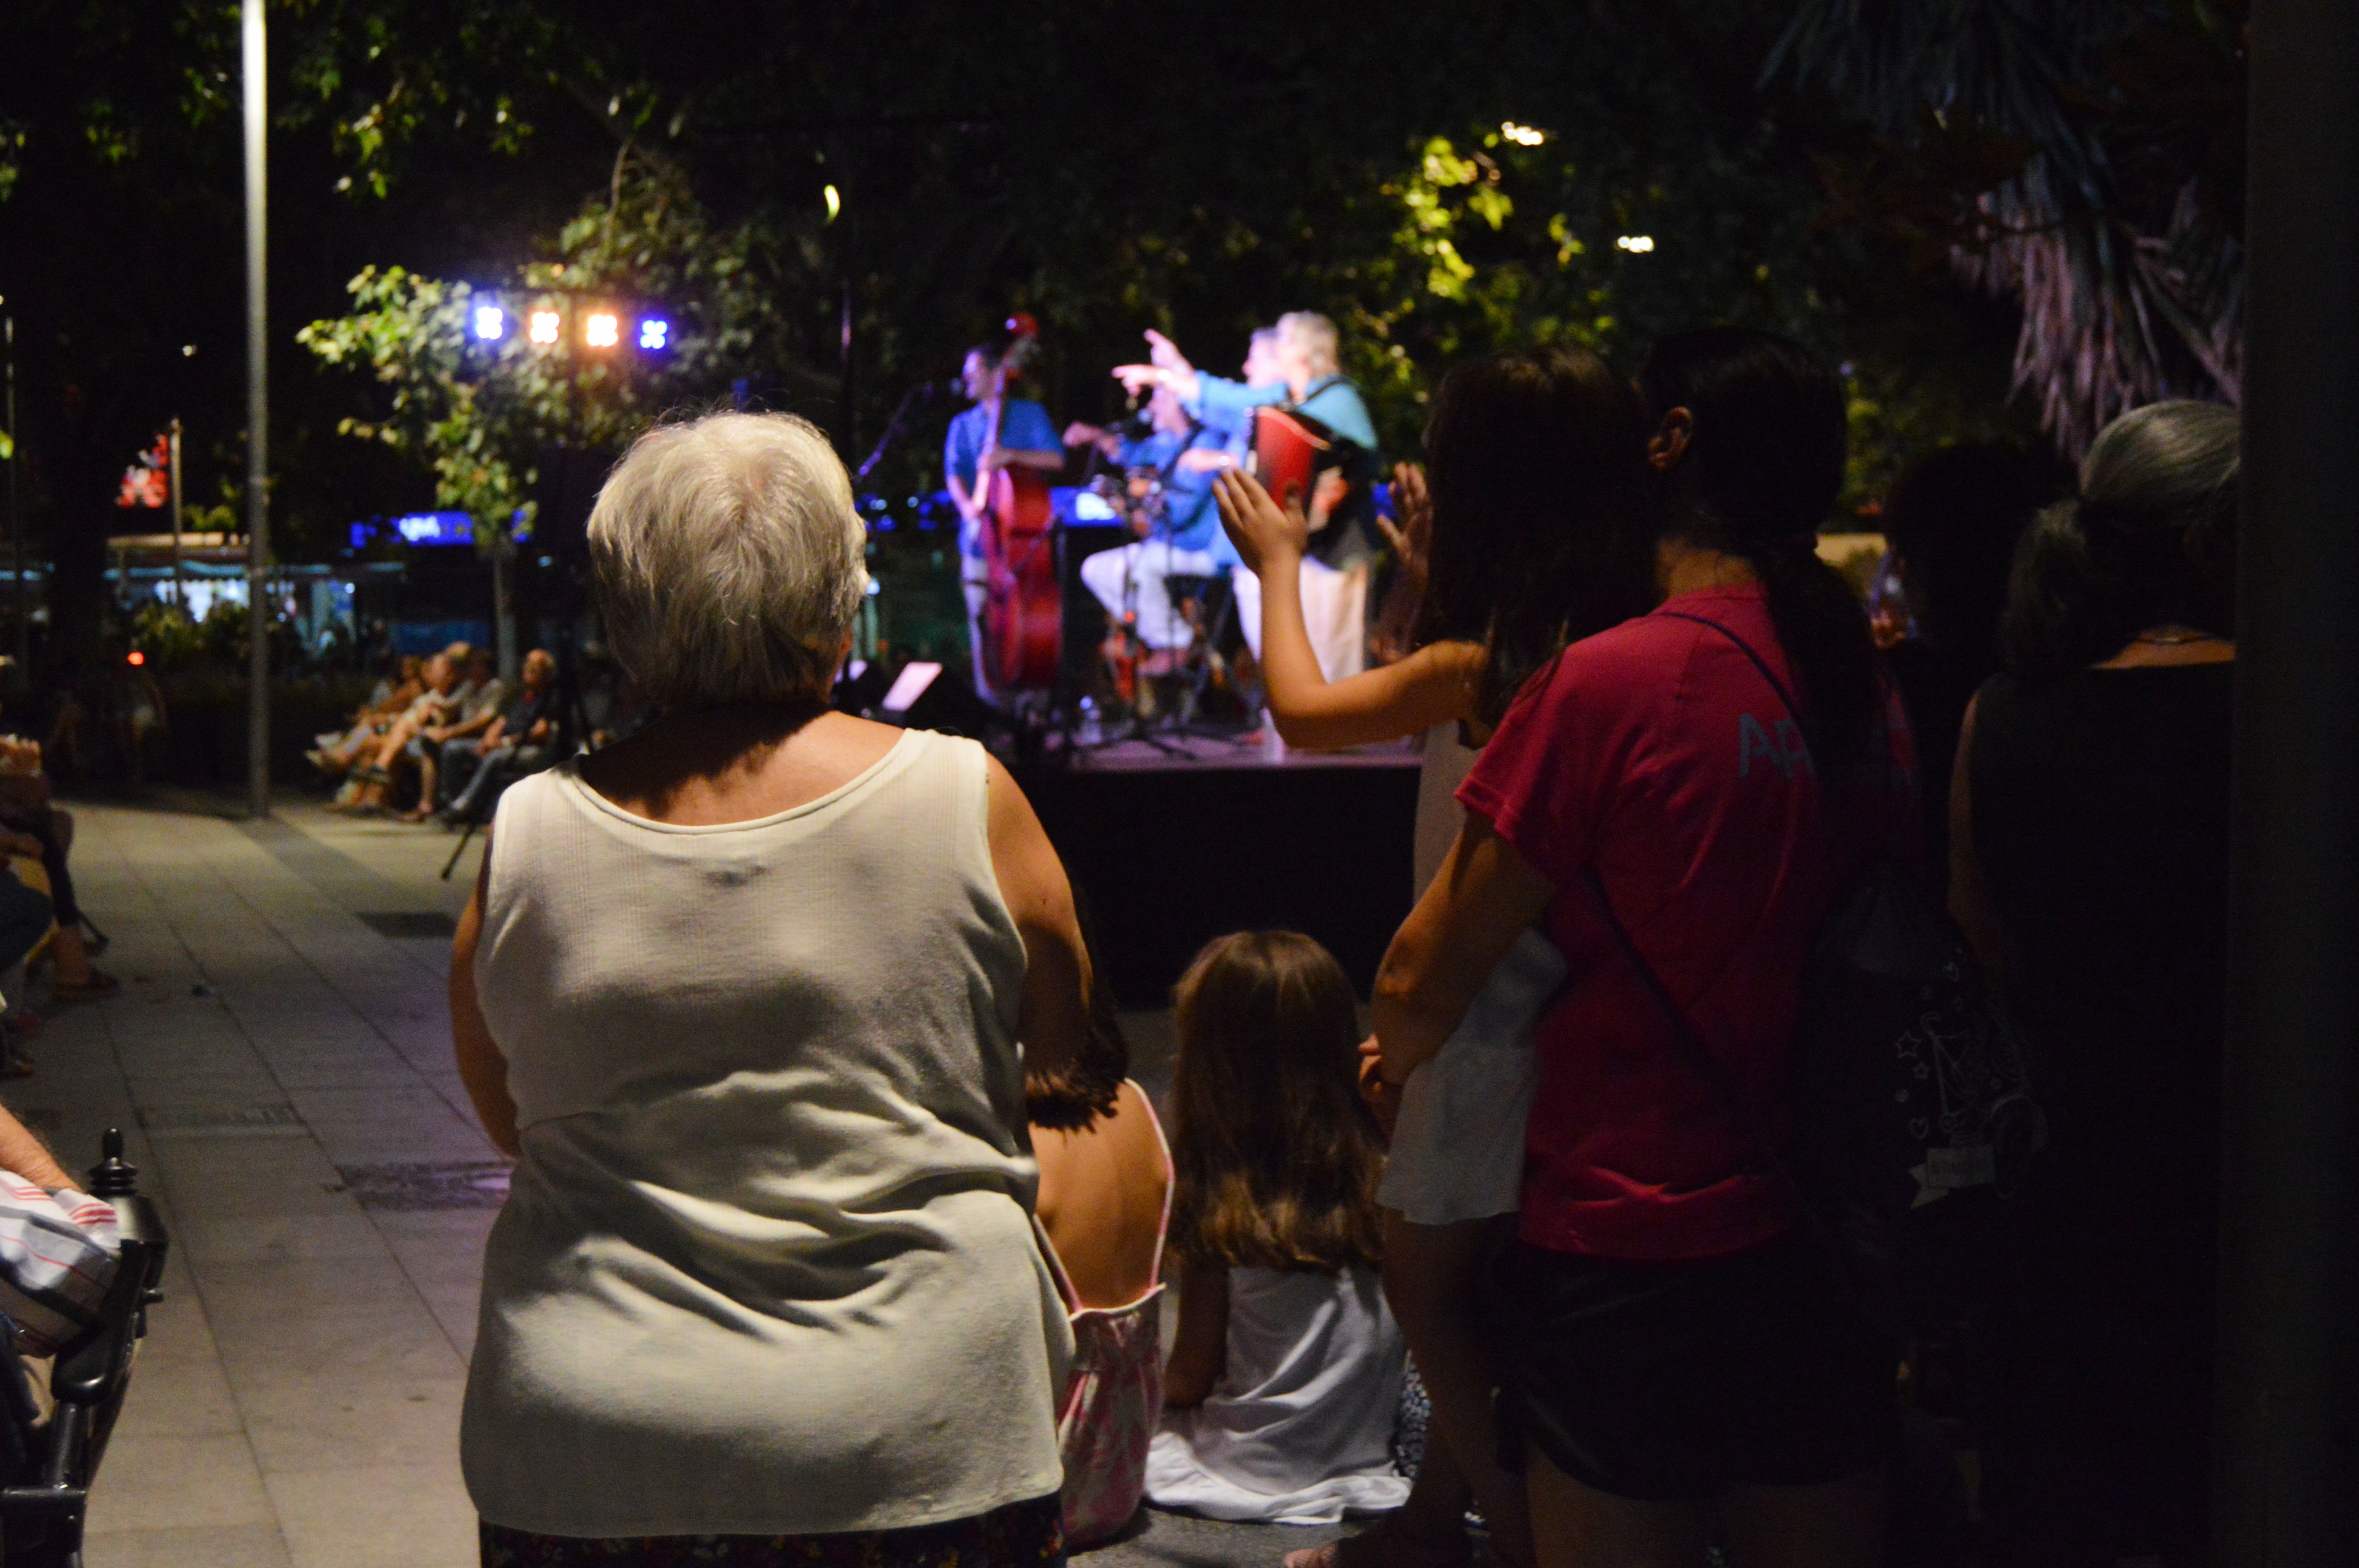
[1877,443,2066,890]
[1374,330,1898,1567]
[340,650,466,813]
[311,654,425,777]
[399,649,504,818]
[0,864,54,1069]
[453,410,1091,1565]
[437,649,561,824]
[0,723,110,989]
[1029,964,1174,1549]
[1950,401,2237,1568]
[0,1104,120,1359]
[1146,931,1410,1526]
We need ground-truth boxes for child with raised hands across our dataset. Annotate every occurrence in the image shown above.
[1209,348,1652,1568]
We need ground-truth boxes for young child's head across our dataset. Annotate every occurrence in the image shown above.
[1167,931,1384,1274]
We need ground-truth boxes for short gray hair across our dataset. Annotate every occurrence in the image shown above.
[587,411,867,708]
[1276,312,1340,379]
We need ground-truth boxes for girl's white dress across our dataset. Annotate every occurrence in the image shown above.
[1144,1263,1410,1524]
[1378,724,1565,1226]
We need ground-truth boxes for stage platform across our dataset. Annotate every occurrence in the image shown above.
[1016,729,1423,1007]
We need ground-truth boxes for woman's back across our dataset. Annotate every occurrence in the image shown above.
[462,726,1068,1539]
[1969,662,2232,1284]
[1035,1079,1172,1311]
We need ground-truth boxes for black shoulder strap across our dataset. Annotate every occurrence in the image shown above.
[1652,610,1810,743]
[1580,864,1816,1221]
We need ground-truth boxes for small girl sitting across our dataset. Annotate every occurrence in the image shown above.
[1145,931,1410,1526]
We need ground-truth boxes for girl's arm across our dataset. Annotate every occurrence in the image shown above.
[1373,811,1555,1085]
[1163,1259,1230,1407]
[1947,694,2005,968]
[1214,469,1484,750]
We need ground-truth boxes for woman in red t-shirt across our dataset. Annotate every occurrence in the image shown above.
[1371,330,1894,1566]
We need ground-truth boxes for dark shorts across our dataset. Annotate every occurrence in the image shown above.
[480,1493,1064,1568]
[1493,1236,1894,1503]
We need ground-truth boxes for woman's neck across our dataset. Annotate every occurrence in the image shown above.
[1655,538,1757,601]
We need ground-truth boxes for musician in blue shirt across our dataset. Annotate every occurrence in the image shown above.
[1115,314,1379,677]
[946,343,1065,699]
[1063,385,1229,651]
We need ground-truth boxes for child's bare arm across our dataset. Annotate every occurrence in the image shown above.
[1162,1260,1230,1407]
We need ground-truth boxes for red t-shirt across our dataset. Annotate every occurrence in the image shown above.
[1458,584,1893,1261]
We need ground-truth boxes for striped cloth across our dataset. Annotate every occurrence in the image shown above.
[0,1175,120,1356]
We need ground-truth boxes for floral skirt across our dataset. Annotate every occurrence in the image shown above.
[480,1494,1065,1568]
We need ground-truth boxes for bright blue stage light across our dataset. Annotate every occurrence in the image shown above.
[472,305,506,342]
[638,316,670,351]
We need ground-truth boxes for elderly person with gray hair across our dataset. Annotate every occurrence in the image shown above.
[452,411,1092,1567]
[1950,399,2238,1566]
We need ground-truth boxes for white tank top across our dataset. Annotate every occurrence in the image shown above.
[1413,720,1481,898]
[460,730,1071,1538]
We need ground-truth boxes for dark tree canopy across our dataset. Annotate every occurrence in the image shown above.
[0,0,2245,672]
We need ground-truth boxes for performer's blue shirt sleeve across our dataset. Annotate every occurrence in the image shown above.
[1190,374,1289,437]
[998,399,1063,457]
[945,398,1061,492]
[944,406,986,490]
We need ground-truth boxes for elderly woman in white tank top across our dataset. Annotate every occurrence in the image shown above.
[450,412,1093,1568]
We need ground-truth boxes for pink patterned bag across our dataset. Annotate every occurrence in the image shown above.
[1040,1096,1173,1549]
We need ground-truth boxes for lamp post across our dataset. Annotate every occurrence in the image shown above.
[4,308,20,682]
[242,0,269,819]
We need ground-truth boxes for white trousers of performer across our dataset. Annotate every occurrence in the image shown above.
[961,552,995,702]
[1232,560,1369,682]
[1081,539,1219,652]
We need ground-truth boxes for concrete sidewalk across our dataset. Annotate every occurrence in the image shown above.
[0,799,1334,1568]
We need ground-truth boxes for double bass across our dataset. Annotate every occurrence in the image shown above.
[974,316,1061,693]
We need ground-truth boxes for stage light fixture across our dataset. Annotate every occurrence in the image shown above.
[638,316,670,351]
[529,310,562,345]
[584,311,620,349]
[1615,234,1655,253]
[472,304,506,342]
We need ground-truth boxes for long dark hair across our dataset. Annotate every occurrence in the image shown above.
[1026,887,1129,1131]
[1636,328,1877,759]
[1167,931,1385,1274]
[1998,400,2239,684]
[1881,442,2069,677]
[1416,347,1652,724]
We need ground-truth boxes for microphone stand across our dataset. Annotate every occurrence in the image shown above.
[854,381,942,483]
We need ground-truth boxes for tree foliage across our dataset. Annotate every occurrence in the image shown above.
[1767,0,2247,454]
[296,151,803,540]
